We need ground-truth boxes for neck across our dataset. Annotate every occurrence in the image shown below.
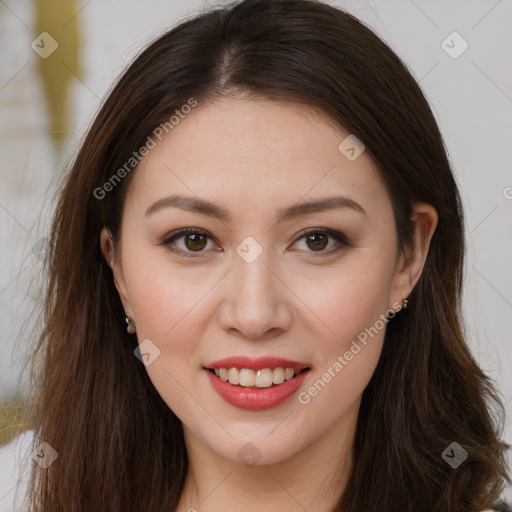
[176,402,358,512]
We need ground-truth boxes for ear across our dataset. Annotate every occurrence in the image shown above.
[391,202,438,305]
[100,226,134,318]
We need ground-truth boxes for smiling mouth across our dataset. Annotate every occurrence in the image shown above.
[206,367,311,389]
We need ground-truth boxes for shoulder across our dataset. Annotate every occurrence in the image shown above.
[493,501,512,512]
[483,503,512,512]
[0,430,34,512]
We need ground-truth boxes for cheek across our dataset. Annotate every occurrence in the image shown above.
[123,240,210,340]
[295,252,395,349]
[292,252,394,411]
[123,258,213,421]
[295,269,391,419]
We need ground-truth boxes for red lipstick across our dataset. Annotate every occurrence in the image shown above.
[203,356,312,411]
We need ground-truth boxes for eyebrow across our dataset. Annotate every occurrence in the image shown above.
[145,193,367,222]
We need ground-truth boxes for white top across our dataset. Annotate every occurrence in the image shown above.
[0,430,503,512]
[0,430,33,512]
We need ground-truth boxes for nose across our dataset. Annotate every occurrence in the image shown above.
[217,245,293,340]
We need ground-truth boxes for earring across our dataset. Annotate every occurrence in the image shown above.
[125,316,136,334]
[402,298,408,309]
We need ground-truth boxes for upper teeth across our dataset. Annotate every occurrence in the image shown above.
[214,367,300,388]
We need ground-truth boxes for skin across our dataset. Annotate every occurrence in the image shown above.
[101,95,438,512]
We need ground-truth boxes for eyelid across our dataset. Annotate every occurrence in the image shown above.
[162,227,211,244]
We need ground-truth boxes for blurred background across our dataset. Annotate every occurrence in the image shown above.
[0,0,511,499]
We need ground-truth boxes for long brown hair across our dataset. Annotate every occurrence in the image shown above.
[22,0,510,510]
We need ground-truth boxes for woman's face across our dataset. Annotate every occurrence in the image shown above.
[102,96,426,466]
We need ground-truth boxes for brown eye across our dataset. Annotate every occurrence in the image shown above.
[183,233,207,251]
[163,227,351,258]
[305,232,329,251]
[293,229,351,256]
[162,228,215,255]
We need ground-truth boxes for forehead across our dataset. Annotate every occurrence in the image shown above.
[126,97,391,224]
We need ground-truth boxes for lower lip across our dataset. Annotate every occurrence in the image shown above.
[205,369,310,411]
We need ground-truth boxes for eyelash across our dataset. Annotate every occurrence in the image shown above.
[161,227,352,257]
